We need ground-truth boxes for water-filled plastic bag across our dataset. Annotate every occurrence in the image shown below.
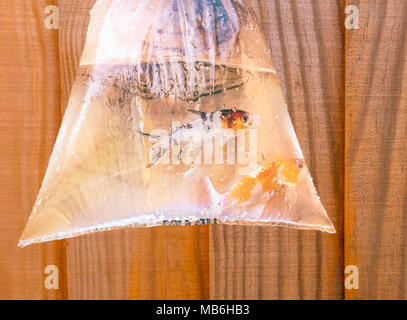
[19,0,335,247]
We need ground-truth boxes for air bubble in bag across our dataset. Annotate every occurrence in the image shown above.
[19,0,335,247]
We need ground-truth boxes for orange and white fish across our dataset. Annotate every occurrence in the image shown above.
[226,159,306,205]
[138,107,259,167]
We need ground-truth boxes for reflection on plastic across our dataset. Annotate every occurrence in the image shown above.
[19,0,335,247]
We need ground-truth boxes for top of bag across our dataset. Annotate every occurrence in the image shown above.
[80,0,276,73]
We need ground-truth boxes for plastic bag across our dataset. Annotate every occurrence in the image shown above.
[19,0,335,247]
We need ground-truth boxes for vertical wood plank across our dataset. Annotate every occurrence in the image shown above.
[345,0,407,299]
[58,0,209,300]
[210,0,345,299]
[0,0,67,299]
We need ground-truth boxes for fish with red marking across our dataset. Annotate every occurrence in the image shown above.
[138,107,259,167]
[225,159,306,206]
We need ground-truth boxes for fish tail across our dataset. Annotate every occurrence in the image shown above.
[146,147,168,168]
[137,130,161,140]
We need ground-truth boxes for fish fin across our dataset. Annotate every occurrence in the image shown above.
[137,130,161,141]
[260,185,296,220]
[146,147,168,168]
[187,109,206,120]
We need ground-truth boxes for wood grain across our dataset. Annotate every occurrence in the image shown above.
[345,0,407,299]
[58,0,209,300]
[209,0,345,299]
[0,0,67,299]
[3,0,407,300]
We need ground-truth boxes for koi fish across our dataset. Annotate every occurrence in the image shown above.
[227,159,306,204]
[138,107,259,168]
[188,107,255,132]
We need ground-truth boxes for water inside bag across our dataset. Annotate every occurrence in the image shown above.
[19,0,335,247]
